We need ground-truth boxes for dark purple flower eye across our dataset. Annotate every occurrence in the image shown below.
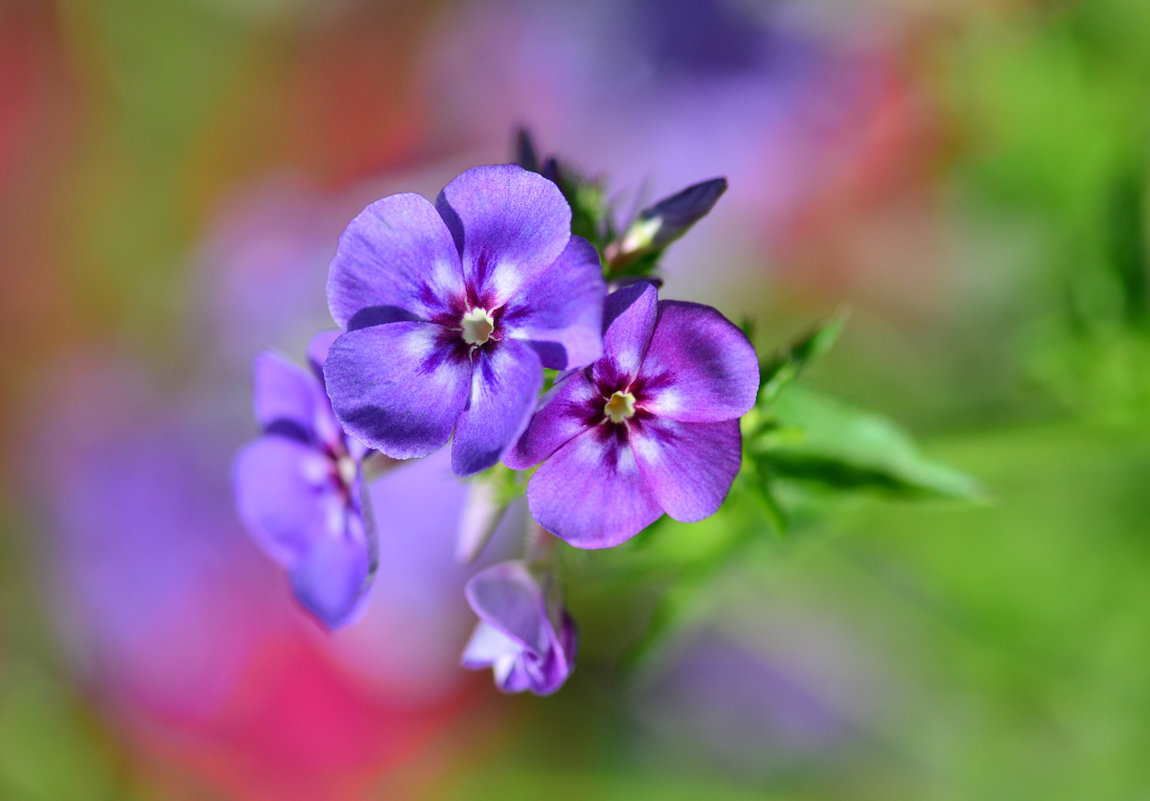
[322,164,607,477]
[233,331,376,630]
[507,281,759,548]
[461,560,577,696]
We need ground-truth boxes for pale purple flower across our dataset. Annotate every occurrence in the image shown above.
[233,331,375,629]
[507,281,759,548]
[461,560,577,696]
[323,163,606,476]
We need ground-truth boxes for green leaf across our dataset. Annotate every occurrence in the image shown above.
[759,310,849,404]
[754,387,985,502]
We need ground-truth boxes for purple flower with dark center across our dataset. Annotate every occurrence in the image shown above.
[323,164,606,476]
[233,331,376,629]
[461,560,577,695]
[507,281,759,548]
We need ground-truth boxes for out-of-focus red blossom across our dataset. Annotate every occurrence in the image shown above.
[132,636,478,801]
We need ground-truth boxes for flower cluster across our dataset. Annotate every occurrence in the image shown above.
[235,146,759,695]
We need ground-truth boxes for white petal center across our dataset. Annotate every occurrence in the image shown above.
[461,307,496,346]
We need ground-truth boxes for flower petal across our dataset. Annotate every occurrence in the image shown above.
[288,527,372,629]
[435,164,572,305]
[464,561,549,654]
[306,329,341,380]
[324,322,471,459]
[504,369,600,470]
[232,436,330,567]
[501,236,605,369]
[327,193,464,329]
[252,351,321,437]
[523,611,578,696]
[592,281,659,390]
[526,426,664,548]
[630,418,742,523]
[638,301,759,422]
[451,339,542,476]
[461,620,521,669]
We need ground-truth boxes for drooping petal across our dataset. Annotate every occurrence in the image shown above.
[232,436,331,567]
[451,339,542,476]
[327,193,464,329]
[525,611,578,696]
[526,426,664,548]
[630,418,742,523]
[501,236,605,369]
[435,164,572,305]
[504,369,601,470]
[591,281,658,390]
[638,301,759,422]
[252,351,321,437]
[464,561,549,654]
[324,323,471,459]
[288,524,372,629]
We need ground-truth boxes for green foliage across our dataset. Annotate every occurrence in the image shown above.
[753,387,985,503]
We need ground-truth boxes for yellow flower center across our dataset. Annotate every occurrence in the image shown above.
[461,307,495,346]
[604,391,636,424]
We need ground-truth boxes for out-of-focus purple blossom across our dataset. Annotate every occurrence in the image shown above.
[234,331,375,629]
[323,163,606,476]
[461,561,577,696]
[631,614,889,777]
[508,282,758,548]
[420,0,894,304]
[21,357,287,724]
[195,181,347,375]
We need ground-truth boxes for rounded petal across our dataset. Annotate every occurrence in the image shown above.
[435,165,572,305]
[526,426,664,548]
[639,301,759,422]
[591,281,659,390]
[451,339,542,476]
[252,351,321,436]
[233,436,330,566]
[630,418,742,523]
[324,323,471,459]
[504,369,600,470]
[464,561,549,653]
[289,529,372,630]
[502,235,606,369]
[327,193,464,329]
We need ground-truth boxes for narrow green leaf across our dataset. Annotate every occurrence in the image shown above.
[759,309,850,404]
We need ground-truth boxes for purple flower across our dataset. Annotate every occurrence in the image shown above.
[507,281,759,548]
[233,331,376,629]
[461,561,577,695]
[323,164,606,476]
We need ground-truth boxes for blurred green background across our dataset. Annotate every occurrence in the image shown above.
[2,0,1150,799]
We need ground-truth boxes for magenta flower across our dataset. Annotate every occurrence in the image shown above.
[323,164,606,476]
[507,282,759,548]
[233,331,375,629]
[461,561,577,695]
